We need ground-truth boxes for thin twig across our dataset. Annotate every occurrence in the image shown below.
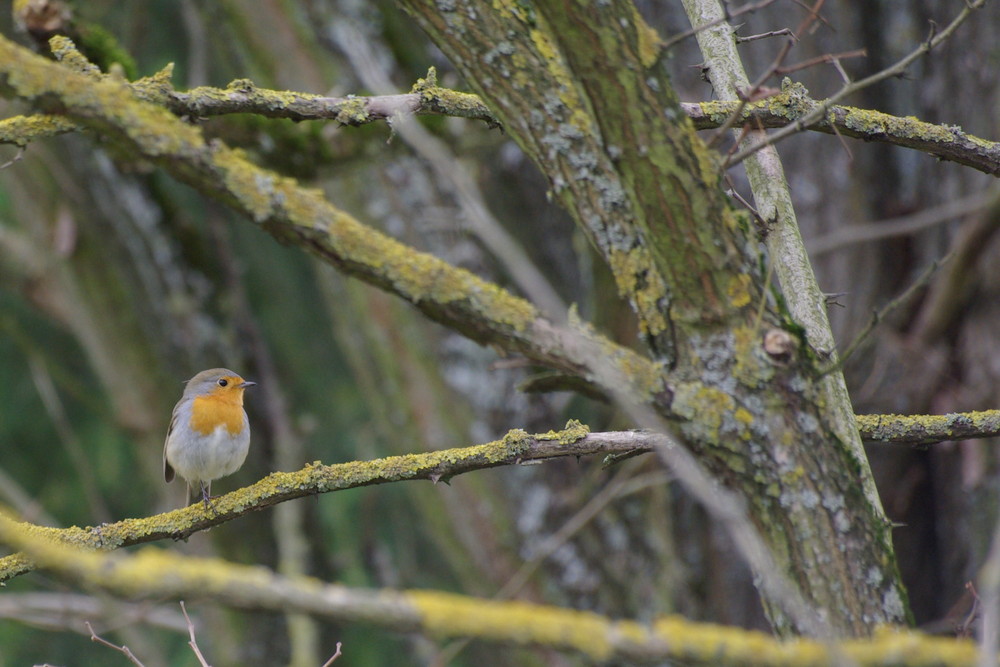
[819,253,950,376]
[180,601,211,667]
[86,621,146,666]
[0,145,24,169]
[736,28,793,44]
[321,642,343,666]
[807,192,993,256]
[727,0,986,166]
[716,0,829,170]
[773,48,866,76]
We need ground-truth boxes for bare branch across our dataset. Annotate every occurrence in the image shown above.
[806,192,995,256]
[820,254,949,376]
[322,643,343,666]
[86,621,145,667]
[179,602,211,667]
[725,0,987,165]
[662,0,780,50]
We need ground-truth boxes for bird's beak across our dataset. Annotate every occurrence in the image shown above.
[239,380,257,389]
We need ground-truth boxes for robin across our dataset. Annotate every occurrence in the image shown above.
[163,368,256,508]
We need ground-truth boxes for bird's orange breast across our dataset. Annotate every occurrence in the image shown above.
[189,394,246,435]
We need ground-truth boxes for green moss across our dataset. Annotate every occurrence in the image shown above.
[77,22,138,80]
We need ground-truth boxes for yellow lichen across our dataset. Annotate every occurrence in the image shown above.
[334,97,369,125]
[409,590,614,660]
[726,273,752,308]
[607,248,670,337]
[535,420,591,444]
[630,5,662,68]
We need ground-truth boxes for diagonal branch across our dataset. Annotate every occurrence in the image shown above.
[0,512,980,665]
[0,424,633,582]
[0,34,662,401]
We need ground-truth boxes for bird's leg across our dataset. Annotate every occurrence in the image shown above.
[200,481,216,511]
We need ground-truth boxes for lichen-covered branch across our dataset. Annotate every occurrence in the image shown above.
[0,35,663,400]
[684,89,1000,177]
[858,411,1000,446]
[159,66,501,128]
[0,409,987,584]
[0,63,499,147]
[0,423,652,582]
[0,512,979,666]
[4,56,993,181]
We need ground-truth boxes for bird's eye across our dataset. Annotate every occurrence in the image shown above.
[218,378,229,387]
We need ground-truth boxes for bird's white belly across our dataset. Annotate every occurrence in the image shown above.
[170,423,250,484]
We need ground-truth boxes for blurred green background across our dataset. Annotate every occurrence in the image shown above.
[1,1,999,665]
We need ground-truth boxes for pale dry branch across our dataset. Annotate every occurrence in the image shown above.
[662,0,779,50]
[86,621,145,667]
[0,592,186,633]
[806,193,995,256]
[179,602,211,667]
[321,643,343,666]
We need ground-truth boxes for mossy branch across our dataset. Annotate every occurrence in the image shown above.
[0,61,498,147]
[0,423,627,583]
[0,35,665,401]
[0,511,979,665]
[858,410,1000,447]
[162,66,501,128]
[4,47,994,180]
[0,411,991,583]
[684,89,1000,177]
